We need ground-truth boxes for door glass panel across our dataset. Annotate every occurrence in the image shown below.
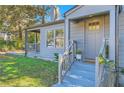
[88,21,100,31]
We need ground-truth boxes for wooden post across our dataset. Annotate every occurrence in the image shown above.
[34,32,37,53]
[25,30,28,57]
[109,8,116,62]
[95,57,99,87]
[58,54,63,84]
[72,40,74,62]
[36,32,38,52]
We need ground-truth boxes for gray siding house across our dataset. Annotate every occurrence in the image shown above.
[25,5,124,87]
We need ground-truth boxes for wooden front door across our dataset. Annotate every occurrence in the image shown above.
[85,17,104,60]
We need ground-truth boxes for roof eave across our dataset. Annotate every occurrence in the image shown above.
[64,5,81,17]
[25,20,64,30]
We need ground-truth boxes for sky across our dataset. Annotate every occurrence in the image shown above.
[58,5,74,17]
[35,5,74,22]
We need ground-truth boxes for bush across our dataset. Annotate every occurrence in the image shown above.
[0,38,24,52]
[14,39,24,49]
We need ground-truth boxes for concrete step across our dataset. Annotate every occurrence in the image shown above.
[53,62,95,87]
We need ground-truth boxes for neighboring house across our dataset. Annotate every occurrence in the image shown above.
[25,5,124,87]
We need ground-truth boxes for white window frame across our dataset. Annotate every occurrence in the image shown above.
[46,30,55,48]
[55,29,64,49]
[46,29,64,49]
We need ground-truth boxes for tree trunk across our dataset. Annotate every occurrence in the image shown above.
[42,6,45,24]
[18,26,22,40]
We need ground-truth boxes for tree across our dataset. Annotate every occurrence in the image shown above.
[0,5,50,40]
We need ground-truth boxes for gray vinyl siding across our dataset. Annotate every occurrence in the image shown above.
[104,15,110,39]
[119,12,124,67]
[40,23,64,60]
[70,22,84,51]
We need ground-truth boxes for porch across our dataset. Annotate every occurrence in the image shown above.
[25,28,41,58]
[69,14,110,63]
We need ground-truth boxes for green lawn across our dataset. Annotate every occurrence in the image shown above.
[0,55,58,87]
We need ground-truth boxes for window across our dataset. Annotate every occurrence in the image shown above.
[47,30,54,48]
[55,29,64,48]
[88,21,100,31]
[46,29,64,48]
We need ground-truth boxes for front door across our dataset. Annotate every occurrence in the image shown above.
[85,17,104,60]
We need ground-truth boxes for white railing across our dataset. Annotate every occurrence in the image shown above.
[28,43,40,52]
[58,40,77,84]
[96,39,116,87]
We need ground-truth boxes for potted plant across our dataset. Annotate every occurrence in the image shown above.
[54,53,59,62]
[76,50,82,61]
[119,68,124,86]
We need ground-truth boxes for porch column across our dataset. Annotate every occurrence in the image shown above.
[109,7,116,62]
[65,19,70,49]
[25,30,28,57]
[34,32,37,52]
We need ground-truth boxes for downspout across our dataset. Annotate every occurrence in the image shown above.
[115,5,120,87]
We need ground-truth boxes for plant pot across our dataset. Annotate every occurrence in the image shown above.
[76,54,82,60]
[119,74,124,86]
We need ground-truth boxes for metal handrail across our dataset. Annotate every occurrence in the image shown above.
[96,38,115,87]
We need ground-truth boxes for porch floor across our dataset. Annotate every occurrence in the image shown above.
[53,62,95,87]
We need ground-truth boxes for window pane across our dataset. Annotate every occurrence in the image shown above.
[88,21,100,31]
[55,38,64,48]
[47,31,54,47]
[55,29,64,38]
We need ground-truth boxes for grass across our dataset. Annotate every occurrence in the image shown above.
[0,54,58,87]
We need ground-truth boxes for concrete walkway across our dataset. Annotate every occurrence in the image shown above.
[53,62,95,87]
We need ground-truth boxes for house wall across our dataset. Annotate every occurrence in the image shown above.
[70,21,84,52]
[119,11,124,67]
[104,15,110,39]
[40,23,64,60]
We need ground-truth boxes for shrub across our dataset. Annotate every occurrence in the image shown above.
[0,37,25,52]
[14,39,24,49]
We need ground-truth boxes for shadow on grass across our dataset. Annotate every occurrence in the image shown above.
[0,55,58,87]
